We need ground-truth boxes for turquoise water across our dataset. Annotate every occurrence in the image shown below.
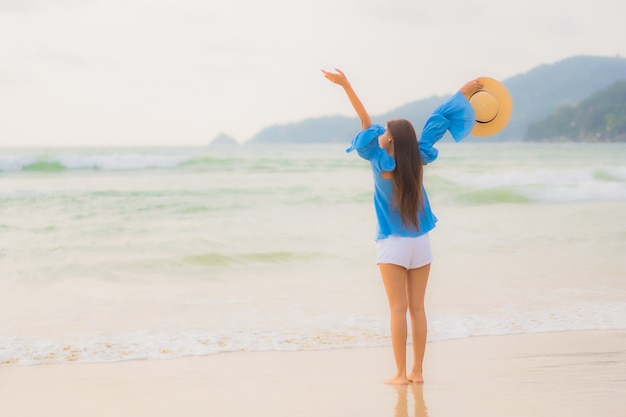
[1,142,625,364]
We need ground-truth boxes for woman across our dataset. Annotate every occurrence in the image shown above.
[322,68,482,385]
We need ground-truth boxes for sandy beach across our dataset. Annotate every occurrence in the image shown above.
[1,330,624,417]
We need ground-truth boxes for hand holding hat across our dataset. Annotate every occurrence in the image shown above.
[466,77,513,136]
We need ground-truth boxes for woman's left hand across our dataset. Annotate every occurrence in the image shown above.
[460,79,484,99]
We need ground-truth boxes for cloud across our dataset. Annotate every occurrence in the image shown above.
[1,0,625,146]
[0,0,41,11]
[37,46,88,66]
[0,0,83,12]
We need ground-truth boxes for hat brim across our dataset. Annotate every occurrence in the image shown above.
[470,77,513,137]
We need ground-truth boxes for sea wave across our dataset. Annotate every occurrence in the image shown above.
[181,251,314,266]
[0,154,355,174]
[454,188,530,205]
[3,300,624,366]
[446,168,598,188]
[0,154,190,172]
[594,166,626,181]
[440,166,626,203]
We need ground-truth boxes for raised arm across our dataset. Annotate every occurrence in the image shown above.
[322,68,371,130]
[418,78,483,164]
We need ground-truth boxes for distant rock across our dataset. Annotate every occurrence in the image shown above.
[210,133,239,146]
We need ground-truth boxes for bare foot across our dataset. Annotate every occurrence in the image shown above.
[385,374,410,385]
[408,372,424,384]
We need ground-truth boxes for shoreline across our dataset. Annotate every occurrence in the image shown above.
[1,330,624,417]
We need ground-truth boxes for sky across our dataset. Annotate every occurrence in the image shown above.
[1,0,625,147]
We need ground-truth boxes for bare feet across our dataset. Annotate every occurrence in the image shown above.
[408,372,424,384]
[385,374,410,385]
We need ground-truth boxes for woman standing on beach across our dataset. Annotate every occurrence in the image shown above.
[323,68,482,385]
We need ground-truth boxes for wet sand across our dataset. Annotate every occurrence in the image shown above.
[1,330,624,417]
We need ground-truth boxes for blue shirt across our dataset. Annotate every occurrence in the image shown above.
[346,91,475,240]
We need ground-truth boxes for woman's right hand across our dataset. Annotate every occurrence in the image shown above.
[322,67,371,129]
[321,68,350,87]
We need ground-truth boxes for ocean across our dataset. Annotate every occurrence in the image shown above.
[1,142,625,365]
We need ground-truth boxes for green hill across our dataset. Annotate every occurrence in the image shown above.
[246,55,626,144]
[524,80,626,142]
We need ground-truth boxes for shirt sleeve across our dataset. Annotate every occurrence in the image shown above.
[346,124,395,173]
[419,91,475,164]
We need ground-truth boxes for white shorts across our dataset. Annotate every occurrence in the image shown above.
[376,234,433,270]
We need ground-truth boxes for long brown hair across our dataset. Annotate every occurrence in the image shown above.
[386,119,423,230]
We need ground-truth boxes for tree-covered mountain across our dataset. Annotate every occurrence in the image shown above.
[246,55,626,144]
[502,55,626,142]
[524,80,626,142]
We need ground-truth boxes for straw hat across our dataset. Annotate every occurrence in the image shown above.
[469,77,513,136]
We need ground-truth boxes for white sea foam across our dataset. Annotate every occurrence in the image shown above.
[58,154,188,170]
[0,156,37,171]
[0,154,192,172]
[2,299,625,365]
[440,166,626,202]
[529,180,626,202]
[604,166,626,181]
[446,168,589,188]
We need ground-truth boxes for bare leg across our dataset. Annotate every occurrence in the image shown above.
[407,264,430,383]
[379,263,410,385]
